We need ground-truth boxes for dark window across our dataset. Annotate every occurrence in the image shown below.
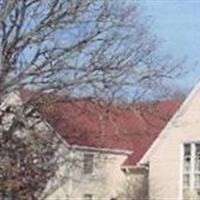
[0,191,13,200]
[83,154,94,174]
[83,194,92,200]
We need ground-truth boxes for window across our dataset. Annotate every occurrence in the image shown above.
[183,143,200,199]
[83,154,94,174]
[0,191,13,200]
[83,194,92,200]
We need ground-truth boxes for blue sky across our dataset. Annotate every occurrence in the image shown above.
[140,0,200,92]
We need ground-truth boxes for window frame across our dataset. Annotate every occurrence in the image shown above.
[183,142,200,198]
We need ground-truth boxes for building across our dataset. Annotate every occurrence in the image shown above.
[141,81,200,200]
[19,90,181,200]
[4,86,198,199]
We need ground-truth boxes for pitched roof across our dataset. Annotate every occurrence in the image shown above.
[44,102,182,165]
[20,91,182,166]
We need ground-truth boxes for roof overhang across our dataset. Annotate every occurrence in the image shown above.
[70,144,133,155]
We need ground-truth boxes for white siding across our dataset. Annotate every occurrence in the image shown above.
[148,84,200,200]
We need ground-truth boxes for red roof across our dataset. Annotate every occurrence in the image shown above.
[20,91,182,165]
[42,100,181,165]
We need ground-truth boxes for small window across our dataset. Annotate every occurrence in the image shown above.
[0,191,13,200]
[83,154,94,174]
[83,194,92,200]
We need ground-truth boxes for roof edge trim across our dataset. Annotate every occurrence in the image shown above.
[71,144,133,155]
[139,80,200,164]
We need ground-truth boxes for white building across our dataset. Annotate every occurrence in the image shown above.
[141,82,200,200]
[3,88,192,200]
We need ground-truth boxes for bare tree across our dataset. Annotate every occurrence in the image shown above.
[118,169,149,200]
[0,92,64,200]
[0,0,181,99]
[0,0,183,199]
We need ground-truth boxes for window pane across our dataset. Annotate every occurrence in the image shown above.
[184,144,191,172]
[183,174,190,188]
[195,157,200,172]
[195,175,200,188]
[184,144,191,156]
[195,144,200,172]
[84,194,92,200]
[195,144,200,155]
[84,154,94,174]
[184,156,191,172]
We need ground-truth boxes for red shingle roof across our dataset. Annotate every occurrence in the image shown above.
[20,90,182,166]
[42,103,182,165]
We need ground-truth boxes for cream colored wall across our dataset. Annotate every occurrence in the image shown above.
[148,85,200,200]
[44,146,129,200]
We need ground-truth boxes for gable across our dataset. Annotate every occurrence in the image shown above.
[140,81,200,164]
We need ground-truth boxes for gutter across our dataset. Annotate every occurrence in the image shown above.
[70,144,133,155]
